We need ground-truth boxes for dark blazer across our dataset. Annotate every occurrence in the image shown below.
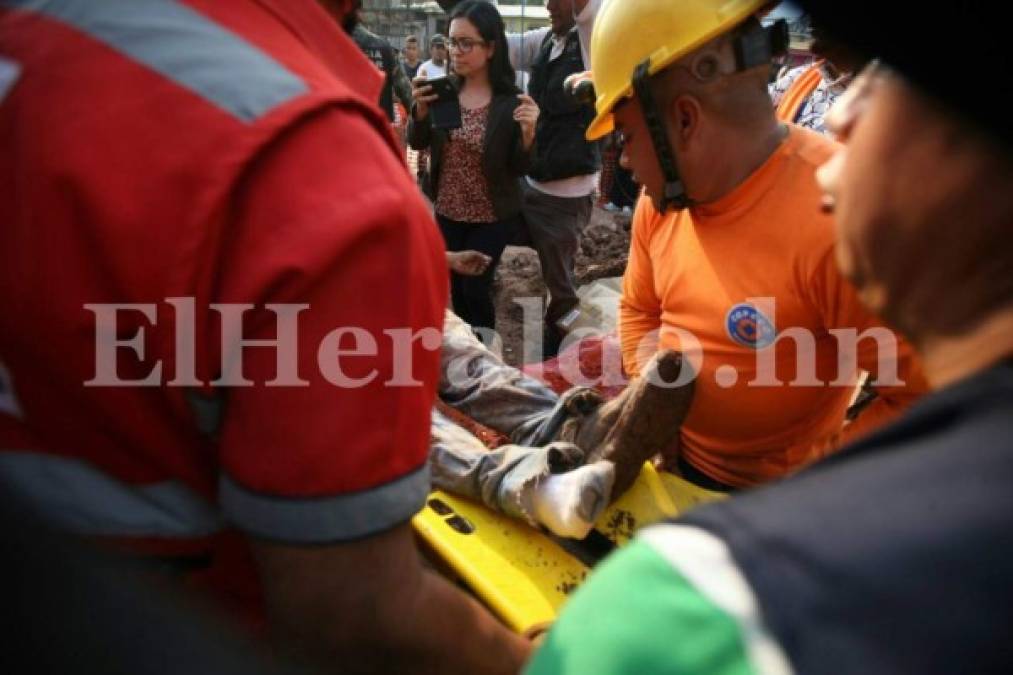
[409,90,532,221]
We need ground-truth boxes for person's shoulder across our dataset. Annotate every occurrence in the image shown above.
[248,105,409,201]
[527,527,772,675]
[753,127,839,263]
[776,126,839,220]
[349,23,368,42]
[352,23,376,39]
[517,25,552,43]
[785,123,841,168]
[353,25,389,51]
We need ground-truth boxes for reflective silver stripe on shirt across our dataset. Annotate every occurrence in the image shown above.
[0,55,21,104]
[0,451,224,537]
[221,464,431,543]
[1,0,307,122]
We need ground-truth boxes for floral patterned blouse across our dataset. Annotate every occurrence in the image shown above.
[435,103,497,223]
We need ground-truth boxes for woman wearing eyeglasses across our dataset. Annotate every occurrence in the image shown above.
[409,0,540,338]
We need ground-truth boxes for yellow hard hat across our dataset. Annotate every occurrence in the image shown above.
[586,0,770,140]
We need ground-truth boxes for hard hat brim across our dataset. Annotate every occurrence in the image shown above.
[586,110,615,141]
[586,85,631,141]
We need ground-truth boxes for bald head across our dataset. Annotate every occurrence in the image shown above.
[611,17,785,210]
[657,62,773,130]
[655,21,775,131]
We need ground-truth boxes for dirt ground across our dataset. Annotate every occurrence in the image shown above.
[493,207,632,367]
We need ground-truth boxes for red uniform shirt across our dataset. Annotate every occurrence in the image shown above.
[0,0,446,578]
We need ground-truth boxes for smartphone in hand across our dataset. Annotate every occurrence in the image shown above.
[426,76,462,130]
[426,76,459,103]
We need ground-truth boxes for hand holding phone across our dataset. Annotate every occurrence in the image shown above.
[411,75,438,120]
[423,76,462,131]
[412,76,458,119]
[426,76,459,103]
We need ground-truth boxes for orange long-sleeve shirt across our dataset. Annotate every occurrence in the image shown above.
[620,126,927,487]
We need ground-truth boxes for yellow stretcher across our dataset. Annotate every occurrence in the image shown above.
[412,463,723,633]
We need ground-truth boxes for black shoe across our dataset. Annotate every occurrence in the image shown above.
[542,324,564,361]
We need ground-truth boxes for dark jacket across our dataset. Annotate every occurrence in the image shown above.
[408,90,532,221]
[683,360,1013,674]
[527,28,600,181]
[351,24,412,122]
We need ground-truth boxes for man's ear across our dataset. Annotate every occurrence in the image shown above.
[669,95,701,150]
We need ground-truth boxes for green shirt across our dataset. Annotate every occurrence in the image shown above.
[525,524,792,675]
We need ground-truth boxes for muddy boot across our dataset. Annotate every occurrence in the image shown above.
[561,349,694,499]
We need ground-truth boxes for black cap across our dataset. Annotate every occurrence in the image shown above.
[430,33,446,46]
[795,4,1010,148]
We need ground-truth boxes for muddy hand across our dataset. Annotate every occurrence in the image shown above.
[553,387,605,447]
[579,350,694,499]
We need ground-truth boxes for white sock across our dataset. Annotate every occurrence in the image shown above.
[530,461,615,539]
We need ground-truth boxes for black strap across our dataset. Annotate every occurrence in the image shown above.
[734,19,789,71]
[676,455,736,493]
[629,21,790,213]
[631,59,690,211]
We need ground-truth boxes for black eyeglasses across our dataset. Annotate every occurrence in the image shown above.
[448,37,486,53]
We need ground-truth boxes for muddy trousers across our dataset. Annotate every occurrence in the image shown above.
[521,182,594,359]
[437,212,520,334]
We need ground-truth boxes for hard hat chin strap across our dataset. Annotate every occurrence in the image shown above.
[632,59,690,212]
